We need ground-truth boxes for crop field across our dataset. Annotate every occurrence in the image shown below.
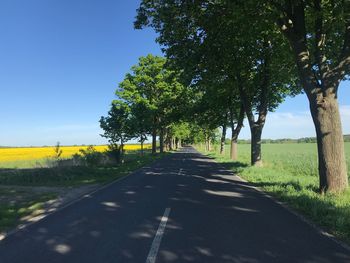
[205,142,350,178]
[196,142,350,242]
[0,144,151,168]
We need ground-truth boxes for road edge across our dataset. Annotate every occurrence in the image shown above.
[192,147,350,253]
[0,153,170,242]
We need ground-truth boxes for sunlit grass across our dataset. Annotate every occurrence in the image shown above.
[0,192,57,232]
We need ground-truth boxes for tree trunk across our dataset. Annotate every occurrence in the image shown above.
[165,131,170,151]
[250,124,263,167]
[230,103,244,160]
[140,138,144,156]
[276,4,349,192]
[230,139,238,160]
[120,142,125,164]
[220,122,227,155]
[309,95,348,193]
[169,136,173,150]
[159,128,164,153]
[152,128,157,154]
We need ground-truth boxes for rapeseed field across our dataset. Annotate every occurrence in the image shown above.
[0,144,151,164]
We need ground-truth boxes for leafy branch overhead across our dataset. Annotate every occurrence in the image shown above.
[134,0,350,194]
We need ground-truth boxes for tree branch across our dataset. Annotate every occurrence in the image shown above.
[237,74,255,127]
[313,0,328,82]
[326,19,350,92]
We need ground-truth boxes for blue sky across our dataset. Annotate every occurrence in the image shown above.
[0,0,349,146]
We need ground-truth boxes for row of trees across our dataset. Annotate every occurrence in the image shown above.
[131,0,350,194]
[100,55,206,157]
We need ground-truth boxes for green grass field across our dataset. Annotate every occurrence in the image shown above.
[196,142,350,243]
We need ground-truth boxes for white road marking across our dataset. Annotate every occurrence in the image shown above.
[146,208,171,263]
[178,168,183,176]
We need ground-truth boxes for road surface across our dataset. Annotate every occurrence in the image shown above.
[1,147,349,262]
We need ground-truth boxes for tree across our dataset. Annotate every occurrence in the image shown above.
[118,54,186,154]
[53,141,63,160]
[128,102,152,155]
[229,102,245,160]
[171,122,191,148]
[99,100,131,161]
[135,0,299,166]
[266,1,349,193]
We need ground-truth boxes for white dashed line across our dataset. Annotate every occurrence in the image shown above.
[146,208,171,263]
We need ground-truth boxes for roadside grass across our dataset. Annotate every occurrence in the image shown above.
[195,142,350,243]
[0,151,165,187]
[0,151,167,233]
[0,190,57,232]
[0,159,49,169]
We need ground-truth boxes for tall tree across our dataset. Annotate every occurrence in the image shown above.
[129,101,152,155]
[99,100,132,160]
[118,55,165,154]
[135,0,299,166]
[266,1,349,193]
[118,54,186,154]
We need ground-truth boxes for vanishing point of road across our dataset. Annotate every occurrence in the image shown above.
[0,147,349,263]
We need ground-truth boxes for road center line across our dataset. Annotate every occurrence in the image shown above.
[146,208,171,263]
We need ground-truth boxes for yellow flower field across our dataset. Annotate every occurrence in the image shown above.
[0,144,151,163]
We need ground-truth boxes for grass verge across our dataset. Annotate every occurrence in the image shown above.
[0,151,167,233]
[0,151,166,187]
[0,190,57,232]
[195,143,350,244]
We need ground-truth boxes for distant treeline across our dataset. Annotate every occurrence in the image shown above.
[226,135,350,144]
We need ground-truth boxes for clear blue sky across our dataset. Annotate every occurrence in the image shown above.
[0,0,349,146]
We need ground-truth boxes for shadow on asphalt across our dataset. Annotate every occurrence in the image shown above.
[1,146,349,263]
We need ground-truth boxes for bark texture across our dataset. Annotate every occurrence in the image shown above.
[230,103,245,160]
[310,95,348,193]
[238,71,268,167]
[159,128,164,153]
[140,139,144,156]
[275,1,349,192]
[250,125,263,167]
[230,140,238,160]
[220,121,227,155]
[152,128,157,154]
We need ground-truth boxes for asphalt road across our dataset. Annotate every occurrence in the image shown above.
[1,146,350,263]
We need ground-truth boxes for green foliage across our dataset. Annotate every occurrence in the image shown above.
[135,0,302,165]
[170,122,191,141]
[135,0,350,192]
[79,146,103,167]
[100,100,132,146]
[117,54,187,132]
[105,144,122,163]
[344,135,350,142]
[128,101,151,145]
